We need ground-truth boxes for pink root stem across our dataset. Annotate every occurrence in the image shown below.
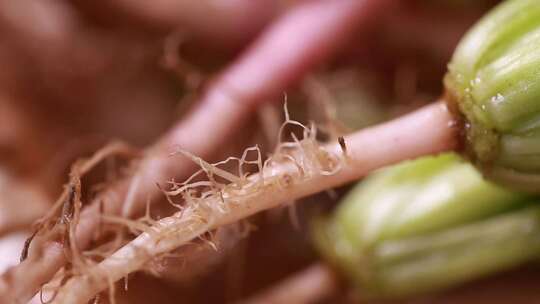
[51,102,457,303]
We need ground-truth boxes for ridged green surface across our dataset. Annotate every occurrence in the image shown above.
[444,0,540,190]
[313,153,537,298]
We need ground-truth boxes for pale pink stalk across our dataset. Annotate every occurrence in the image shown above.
[240,263,337,304]
[90,0,280,47]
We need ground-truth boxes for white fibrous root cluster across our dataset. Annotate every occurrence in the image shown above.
[50,106,347,304]
[18,142,138,303]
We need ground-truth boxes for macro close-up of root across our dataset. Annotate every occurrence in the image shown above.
[52,107,350,302]
[4,0,540,303]
[7,98,455,304]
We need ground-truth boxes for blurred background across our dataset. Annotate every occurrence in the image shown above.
[3,0,540,303]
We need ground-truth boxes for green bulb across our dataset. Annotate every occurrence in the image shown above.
[444,0,540,190]
[313,153,536,298]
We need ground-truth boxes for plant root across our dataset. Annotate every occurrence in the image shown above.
[51,102,457,303]
[0,141,137,303]
[0,2,408,301]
